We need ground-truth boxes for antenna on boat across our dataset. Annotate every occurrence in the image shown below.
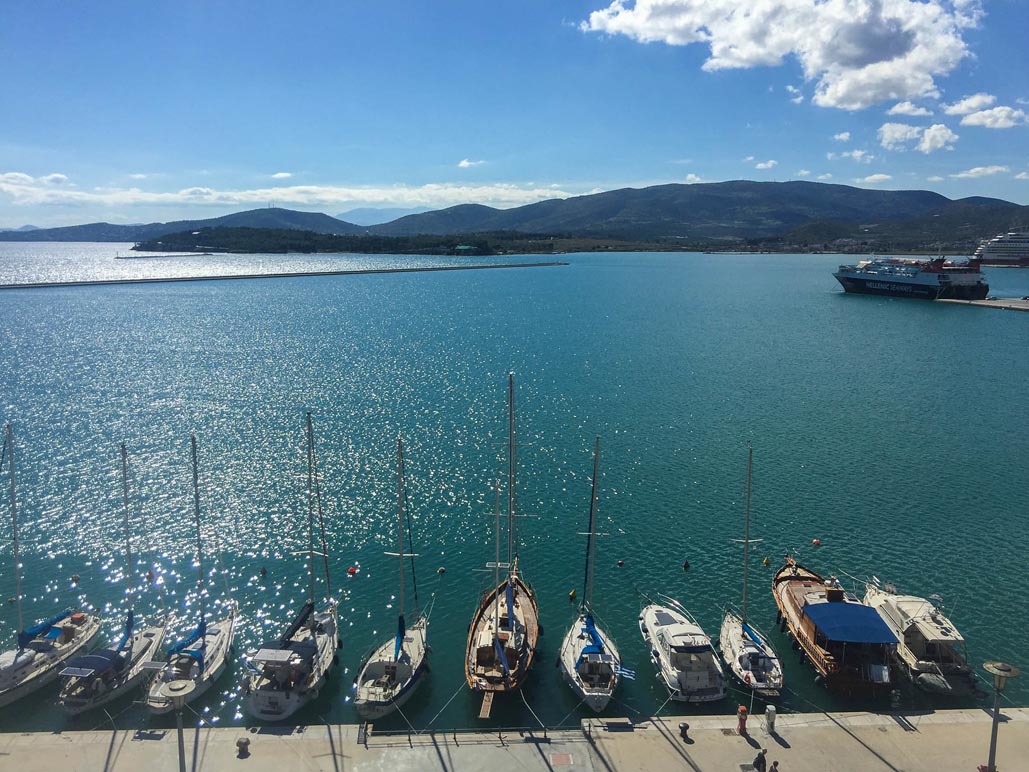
[120,443,135,614]
[581,437,600,613]
[5,424,24,646]
[190,434,206,631]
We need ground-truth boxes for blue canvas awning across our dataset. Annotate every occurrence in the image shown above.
[803,603,898,644]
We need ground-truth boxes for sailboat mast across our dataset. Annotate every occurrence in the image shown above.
[306,413,316,604]
[582,437,600,610]
[190,434,205,623]
[5,425,23,642]
[507,373,516,566]
[120,443,134,611]
[396,436,405,618]
[741,446,753,625]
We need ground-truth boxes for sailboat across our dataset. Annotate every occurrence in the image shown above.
[58,443,171,714]
[558,437,621,712]
[243,413,339,721]
[464,373,540,718]
[718,447,783,697]
[353,435,429,719]
[0,423,103,709]
[144,434,237,714]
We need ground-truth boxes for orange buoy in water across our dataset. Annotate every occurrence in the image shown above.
[812,538,821,546]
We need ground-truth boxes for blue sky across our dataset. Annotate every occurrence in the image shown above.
[1,0,1027,227]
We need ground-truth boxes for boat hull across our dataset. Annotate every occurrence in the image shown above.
[558,613,619,712]
[0,612,102,709]
[465,575,539,693]
[834,275,988,300]
[353,616,428,720]
[718,611,783,698]
[243,607,338,722]
[59,621,168,715]
[144,608,236,714]
[639,602,725,703]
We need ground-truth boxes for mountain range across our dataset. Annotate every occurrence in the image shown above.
[2,181,1025,248]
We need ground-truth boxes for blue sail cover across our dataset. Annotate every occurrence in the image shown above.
[505,580,515,631]
[114,610,135,653]
[167,619,207,655]
[803,603,898,644]
[576,614,608,667]
[18,609,73,649]
[493,635,510,677]
[394,613,406,661]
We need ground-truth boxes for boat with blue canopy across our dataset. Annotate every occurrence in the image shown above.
[0,424,102,709]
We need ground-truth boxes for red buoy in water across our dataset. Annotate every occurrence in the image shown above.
[347,566,357,575]
[812,538,821,546]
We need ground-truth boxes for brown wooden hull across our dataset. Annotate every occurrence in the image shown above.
[464,575,539,692]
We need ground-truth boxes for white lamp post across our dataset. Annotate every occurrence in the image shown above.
[981,661,1019,772]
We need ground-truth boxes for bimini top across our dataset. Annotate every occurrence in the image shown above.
[804,602,898,645]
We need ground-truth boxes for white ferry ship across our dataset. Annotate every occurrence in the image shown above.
[833,256,988,300]
[974,229,1029,267]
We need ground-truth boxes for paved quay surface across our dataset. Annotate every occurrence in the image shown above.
[0,708,1026,771]
[937,297,1029,312]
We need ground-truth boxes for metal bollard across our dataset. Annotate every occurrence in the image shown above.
[765,705,777,734]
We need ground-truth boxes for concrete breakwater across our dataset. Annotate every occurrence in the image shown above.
[0,261,568,290]
[0,709,1025,771]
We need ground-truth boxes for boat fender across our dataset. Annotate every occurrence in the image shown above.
[538,624,544,636]
[744,673,751,685]
[333,654,339,665]
[337,637,343,648]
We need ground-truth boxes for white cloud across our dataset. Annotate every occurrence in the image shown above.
[1017,98,1029,107]
[888,101,932,116]
[878,122,957,152]
[786,84,803,103]
[833,132,851,142]
[942,92,995,115]
[917,123,958,152]
[271,172,292,179]
[817,173,833,180]
[582,0,982,110]
[1015,172,1029,180]
[960,106,1026,129]
[858,173,893,184]
[40,174,69,185]
[0,176,577,210]
[755,159,778,169]
[684,173,703,182]
[796,169,811,176]
[878,122,923,150]
[129,173,147,180]
[950,165,1009,179]
[458,159,486,168]
[927,175,944,181]
[742,155,755,162]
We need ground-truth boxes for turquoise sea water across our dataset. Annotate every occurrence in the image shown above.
[0,245,1027,733]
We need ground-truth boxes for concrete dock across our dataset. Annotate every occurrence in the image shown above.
[937,297,1029,312]
[1,708,1025,771]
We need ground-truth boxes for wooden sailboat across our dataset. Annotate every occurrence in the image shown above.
[464,373,540,718]
[558,437,621,712]
[58,443,171,714]
[243,413,339,720]
[144,434,237,714]
[354,435,429,719]
[0,423,102,709]
[718,446,783,697]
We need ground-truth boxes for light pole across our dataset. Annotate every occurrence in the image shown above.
[161,679,196,772]
[981,661,1019,772]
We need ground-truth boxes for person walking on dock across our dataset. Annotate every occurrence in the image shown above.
[752,748,767,772]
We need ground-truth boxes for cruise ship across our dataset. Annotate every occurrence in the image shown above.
[833,256,988,300]
[974,229,1029,267]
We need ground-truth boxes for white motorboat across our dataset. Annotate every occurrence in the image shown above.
[558,437,621,712]
[59,444,170,715]
[718,447,783,697]
[354,436,429,720]
[144,435,237,714]
[0,423,102,709]
[864,580,976,696]
[244,413,339,721]
[639,597,725,703]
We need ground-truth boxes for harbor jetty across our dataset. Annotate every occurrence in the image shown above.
[0,709,1025,771]
[0,261,568,291]
[936,296,1029,312]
